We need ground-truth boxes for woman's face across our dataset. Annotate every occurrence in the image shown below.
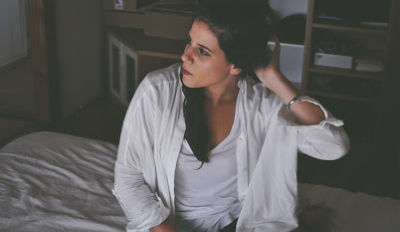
[181,20,239,89]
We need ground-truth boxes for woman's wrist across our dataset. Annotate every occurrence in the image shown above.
[257,68,299,105]
[255,66,281,88]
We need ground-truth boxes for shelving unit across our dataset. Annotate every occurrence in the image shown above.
[312,23,388,35]
[301,0,396,142]
[308,66,384,80]
[306,91,379,103]
[106,27,183,106]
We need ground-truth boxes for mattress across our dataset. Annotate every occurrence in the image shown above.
[0,131,126,232]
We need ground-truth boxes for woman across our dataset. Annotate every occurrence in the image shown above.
[113,2,350,232]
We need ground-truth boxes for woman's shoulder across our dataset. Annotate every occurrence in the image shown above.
[130,63,182,110]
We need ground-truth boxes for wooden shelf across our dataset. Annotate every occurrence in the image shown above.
[107,27,185,59]
[312,23,388,35]
[308,66,384,80]
[306,90,379,103]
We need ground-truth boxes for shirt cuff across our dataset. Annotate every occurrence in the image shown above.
[113,189,170,232]
[277,96,344,127]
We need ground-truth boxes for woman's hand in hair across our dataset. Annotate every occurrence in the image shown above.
[267,35,281,72]
[254,35,296,101]
[254,35,325,125]
[254,35,283,88]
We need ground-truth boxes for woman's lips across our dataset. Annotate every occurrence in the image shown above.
[181,66,192,75]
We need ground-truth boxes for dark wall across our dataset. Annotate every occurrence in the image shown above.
[54,0,104,119]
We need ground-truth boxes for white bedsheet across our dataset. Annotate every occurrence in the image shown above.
[0,131,127,232]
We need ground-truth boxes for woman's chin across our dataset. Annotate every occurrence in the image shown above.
[182,76,197,88]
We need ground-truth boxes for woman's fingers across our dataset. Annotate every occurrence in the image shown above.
[273,35,281,54]
[272,35,281,68]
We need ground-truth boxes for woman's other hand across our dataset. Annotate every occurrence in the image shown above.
[151,220,180,232]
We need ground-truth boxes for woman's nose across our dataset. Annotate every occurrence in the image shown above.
[181,44,194,64]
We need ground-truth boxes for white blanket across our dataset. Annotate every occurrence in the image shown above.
[0,132,126,232]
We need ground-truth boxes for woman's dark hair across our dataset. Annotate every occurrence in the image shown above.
[182,0,277,164]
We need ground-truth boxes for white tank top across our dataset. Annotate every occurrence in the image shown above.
[174,108,241,232]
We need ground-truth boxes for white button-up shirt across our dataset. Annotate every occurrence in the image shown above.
[113,63,350,232]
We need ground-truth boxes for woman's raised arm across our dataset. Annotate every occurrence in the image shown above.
[255,36,325,125]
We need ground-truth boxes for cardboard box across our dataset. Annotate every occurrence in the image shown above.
[314,53,353,69]
[103,0,159,11]
[104,11,144,29]
[144,11,193,40]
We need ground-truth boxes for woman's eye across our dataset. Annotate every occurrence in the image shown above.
[199,48,210,56]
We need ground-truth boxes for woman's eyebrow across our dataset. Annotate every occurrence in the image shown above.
[188,31,214,54]
[198,44,214,54]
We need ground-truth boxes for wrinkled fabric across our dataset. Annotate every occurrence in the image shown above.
[114,63,350,232]
[0,132,127,232]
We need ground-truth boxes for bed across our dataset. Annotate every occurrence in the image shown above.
[0,132,126,232]
[1,131,399,232]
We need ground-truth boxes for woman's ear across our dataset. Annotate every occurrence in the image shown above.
[230,64,242,76]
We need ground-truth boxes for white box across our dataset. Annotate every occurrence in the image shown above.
[268,42,304,84]
[269,0,308,19]
[314,53,353,69]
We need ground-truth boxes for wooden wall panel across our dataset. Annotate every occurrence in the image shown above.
[28,0,52,123]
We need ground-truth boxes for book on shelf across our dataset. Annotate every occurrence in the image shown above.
[355,64,384,72]
[360,21,388,29]
[354,57,384,72]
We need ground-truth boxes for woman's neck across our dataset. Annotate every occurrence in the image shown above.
[204,77,239,105]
